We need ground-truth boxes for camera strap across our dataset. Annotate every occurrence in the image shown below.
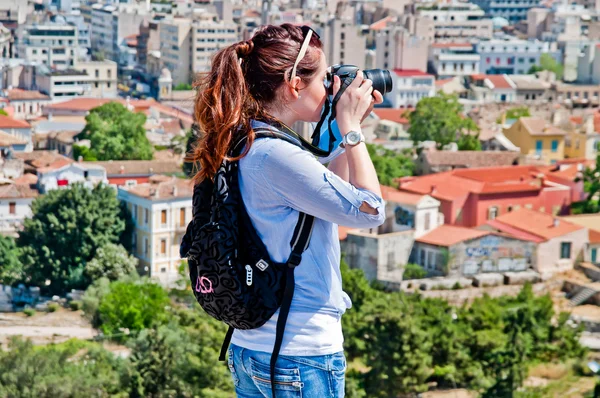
[311,78,353,156]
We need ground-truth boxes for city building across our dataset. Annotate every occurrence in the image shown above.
[415,150,519,175]
[46,131,82,159]
[577,42,600,84]
[318,17,367,70]
[0,89,50,120]
[118,175,194,287]
[0,115,31,151]
[467,74,517,103]
[85,160,182,186]
[158,14,238,85]
[484,208,588,276]
[16,23,80,70]
[471,0,540,23]
[398,165,579,227]
[0,23,10,58]
[429,43,481,78]
[564,115,600,160]
[36,161,108,194]
[503,117,567,164]
[33,60,118,99]
[388,69,435,108]
[372,19,430,72]
[0,0,29,57]
[0,182,37,237]
[561,214,600,265]
[554,82,600,106]
[413,225,535,277]
[90,3,149,62]
[508,74,551,104]
[413,2,493,41]
[371,108,410,141]
[474,39,561,75]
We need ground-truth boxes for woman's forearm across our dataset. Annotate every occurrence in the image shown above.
[339,126,381,197]
[328,151,350,182]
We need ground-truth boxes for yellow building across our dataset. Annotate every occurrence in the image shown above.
[564,115,600,160]
[118,175,193,287]
[503,117,566,165]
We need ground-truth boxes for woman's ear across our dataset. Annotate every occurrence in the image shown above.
[287,76,303,101]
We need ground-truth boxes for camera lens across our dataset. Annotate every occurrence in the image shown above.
[363,69,393,94]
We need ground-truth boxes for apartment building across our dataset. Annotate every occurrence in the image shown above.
[503,117,566,164]
[413,3,493,41]
[577,42,600,84]
[388,69,435,108]
[0,24,9,58]
[34,60,117,99]
[374,24,429,72]
[118,175,194,287]
[90,3,149,61]
[158,14,238,85]
[475,39,561,75]
[472,0,540,23]
[429,43,480,78]
[16,24,80,70]
[318,17,367,69]
[0,183,37,237]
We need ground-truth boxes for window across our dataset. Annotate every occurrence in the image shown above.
[180,208,186,226]
[144,208,149,225]
[161,209,167,225]
[9,202,16,215]
[133,204,138,221]
[387,252,395,270]
[95,69,99,78]
[160,238,166,254]
[144,237,149,255]
[560,242,571,259]
[551,140,558,152]
[592,248,597,264]
[535,140,543,154]
[507,206,513,212]
[419,249,425,266]
[132,233,137,253]
[424,212,431,230]
[488,206,499,220]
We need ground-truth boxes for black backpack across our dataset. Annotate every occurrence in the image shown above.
[180,126,321,397]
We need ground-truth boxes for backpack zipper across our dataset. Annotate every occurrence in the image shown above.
[251,375,302,388]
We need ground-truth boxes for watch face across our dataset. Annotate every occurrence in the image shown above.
[346,131,361,145]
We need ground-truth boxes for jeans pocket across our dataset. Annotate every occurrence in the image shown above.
[227,347,239,387]
[331,352,347,380]
[249,356,303,397]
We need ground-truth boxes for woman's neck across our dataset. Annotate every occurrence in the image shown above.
[266,107,297,129]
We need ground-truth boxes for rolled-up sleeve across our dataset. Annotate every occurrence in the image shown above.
[257,140,386,228]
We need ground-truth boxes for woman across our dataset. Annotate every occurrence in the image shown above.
[192,24,386,397]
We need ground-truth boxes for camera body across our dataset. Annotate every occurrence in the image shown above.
[325,64,393,95]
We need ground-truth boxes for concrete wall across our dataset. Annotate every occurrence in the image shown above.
[535,228,588,276]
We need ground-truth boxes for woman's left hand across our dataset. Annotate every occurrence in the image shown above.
[360,90,384,123]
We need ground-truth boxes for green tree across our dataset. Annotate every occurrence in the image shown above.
[18,183,127,294]
[402,263,427,280]
[0,108,8,116]
[457,132,482,150]
[0,235,23,285]
[72,144,98,161]
[577,154,600,214]
[85,243,139,282]
[96,279,171,338]
[173,83,193,91]
[81,102,153,161]
[528,54,564,79]
[408,93,479,149]
[366,144,414,186]
[504,106,531,121]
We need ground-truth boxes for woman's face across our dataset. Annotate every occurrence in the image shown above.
[292,49,328,123]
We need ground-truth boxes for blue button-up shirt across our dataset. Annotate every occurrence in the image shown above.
[230,120,386,356]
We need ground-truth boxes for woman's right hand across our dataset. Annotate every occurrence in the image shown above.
[332,71,374,133]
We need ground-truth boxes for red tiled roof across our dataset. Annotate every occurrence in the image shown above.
[45,98,157,113]
[485,219,546,243]
[416,225,491,247]
[13,173,38,185]
[436,78,454,86]
[381,185,424,206]
[421,150,519,169]
[399,165,552,201]
[0,183,38,199]
[519,117,567,136]
[393,69,432,77]
[490,208,584,241]
[370,16,394,30]
[372,108,410,124]
[5,89,50,101]
[37,158,73,173]
[0,115,30,129]
[486,75,513,90]
[590,229,600,244]
[471,73,487,80]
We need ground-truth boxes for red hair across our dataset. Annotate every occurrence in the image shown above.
[191,24,323,183]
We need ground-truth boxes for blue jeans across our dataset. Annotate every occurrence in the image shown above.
[228,344,346,397]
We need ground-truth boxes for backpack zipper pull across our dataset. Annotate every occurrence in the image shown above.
[245,265,253,286]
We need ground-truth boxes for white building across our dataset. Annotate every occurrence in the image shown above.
[118,175,194,287]
[91,3,149,61]
[475,39,561,75]
[158,14,238,85]
[414,2,493,41]
[0,182,37,237]
[16,24,80,70]
[388,69,435,108]
[36,162,108,194]
[577,42,600,84]
[429,43,480,78]
[0,89,51,120]
[34,60,117,99]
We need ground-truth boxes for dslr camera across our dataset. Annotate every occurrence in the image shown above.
[325,64,393,96]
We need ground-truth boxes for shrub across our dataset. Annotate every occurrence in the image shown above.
[403,263,427,280]
[47,303,60,312]
[23,308,35,317]
[69,300,82,311]
[452,282,462,290]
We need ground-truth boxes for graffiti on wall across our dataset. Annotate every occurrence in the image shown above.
[461,235,532,275]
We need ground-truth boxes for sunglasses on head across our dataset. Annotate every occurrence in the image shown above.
[290,25,320,82]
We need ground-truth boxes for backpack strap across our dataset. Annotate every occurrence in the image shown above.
[270,212,315,398]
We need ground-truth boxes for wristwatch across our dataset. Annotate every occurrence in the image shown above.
[341,130,365,148]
